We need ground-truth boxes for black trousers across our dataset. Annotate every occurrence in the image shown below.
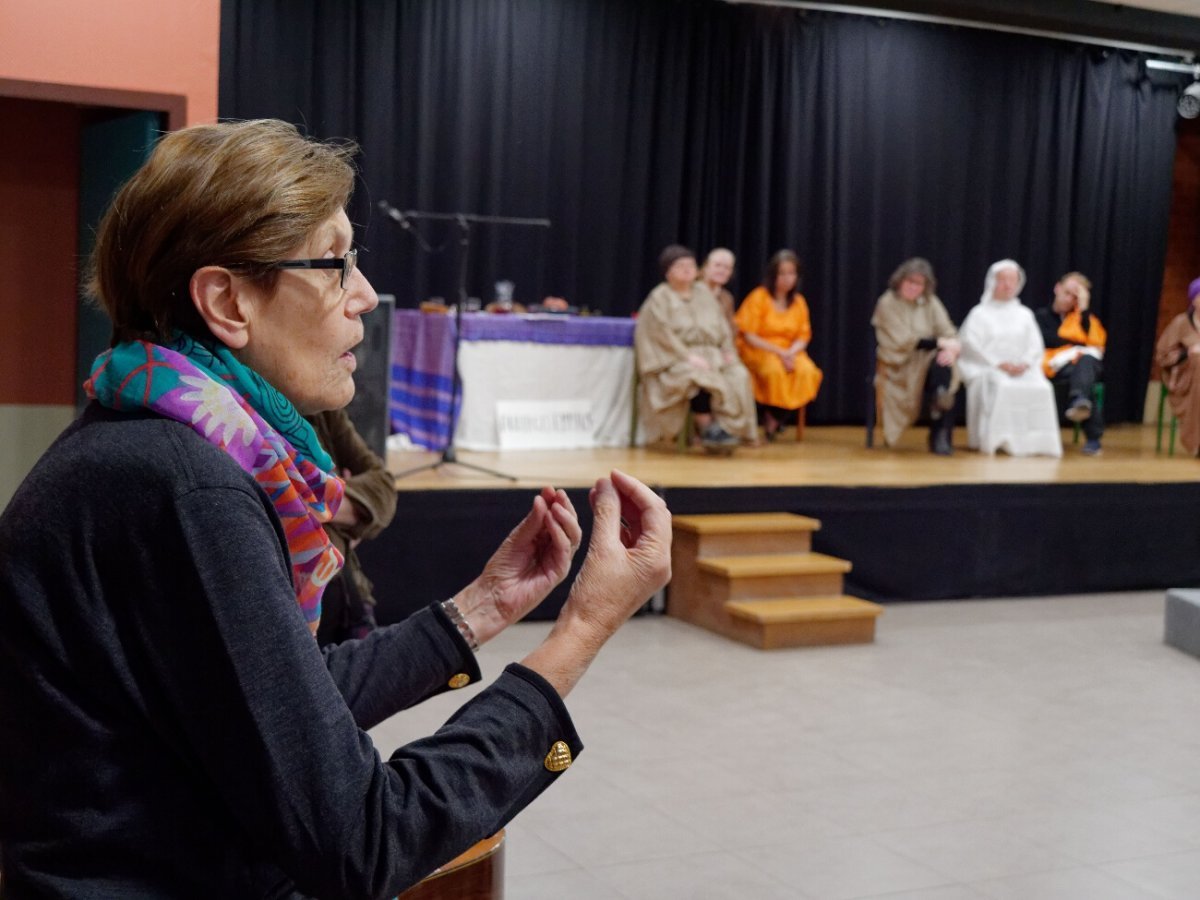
[925,356,954,410]
[1052,355,1104,442]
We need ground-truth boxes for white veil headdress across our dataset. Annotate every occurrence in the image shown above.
[979,259,1027,307]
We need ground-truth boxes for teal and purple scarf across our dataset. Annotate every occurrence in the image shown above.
[85,333,345,633]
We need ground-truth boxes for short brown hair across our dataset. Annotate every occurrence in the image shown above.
[658,244,696,278]
[1059,271,1092,291]
[90,119,358,344]
[888,257,937,297]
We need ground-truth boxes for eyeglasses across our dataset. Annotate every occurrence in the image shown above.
[273,249,358,290]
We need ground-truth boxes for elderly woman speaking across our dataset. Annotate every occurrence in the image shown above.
[0,120,672,898]
[958,259,1063,457]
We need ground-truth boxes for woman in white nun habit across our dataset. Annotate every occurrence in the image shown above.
[958,259,1063,457]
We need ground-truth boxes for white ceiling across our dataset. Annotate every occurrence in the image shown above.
[1085,0,1200,19]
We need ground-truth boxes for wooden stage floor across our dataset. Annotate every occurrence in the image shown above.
[370,424,1200,609]
[388,424,1197,492]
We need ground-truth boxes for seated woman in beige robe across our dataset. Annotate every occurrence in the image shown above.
[1155,276,1200,456]
[871,257,961,455]
[635,244,758,449]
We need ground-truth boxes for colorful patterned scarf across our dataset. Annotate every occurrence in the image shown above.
[85,333,345,633]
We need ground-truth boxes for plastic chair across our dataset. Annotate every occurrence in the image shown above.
[865,345,881,448]
[629,365,640,448]
[1156,382,1179,456]
[676,406,694,452]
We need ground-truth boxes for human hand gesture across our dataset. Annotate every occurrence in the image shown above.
[937,336,961,356]
[557,470,672,645]
[936,337,960,367]
[520,471,672,696]
[455,487,582,645]
[1074,282,1091,312]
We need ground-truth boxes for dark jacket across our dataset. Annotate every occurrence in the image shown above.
[0,404,580,899]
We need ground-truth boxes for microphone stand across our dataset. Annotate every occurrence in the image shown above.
[383,206,551,482]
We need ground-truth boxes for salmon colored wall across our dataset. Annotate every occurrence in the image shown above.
[0,0,220,126]
[0,0,219,406]
[0,98,81,405]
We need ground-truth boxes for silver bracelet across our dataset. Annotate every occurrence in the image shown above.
[441,598,479,652]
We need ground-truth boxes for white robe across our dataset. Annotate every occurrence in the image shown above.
[958,299,1062,458]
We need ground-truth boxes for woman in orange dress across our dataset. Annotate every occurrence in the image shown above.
[734,250,823,439]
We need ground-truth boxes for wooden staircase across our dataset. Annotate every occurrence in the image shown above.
[669,513,883,650]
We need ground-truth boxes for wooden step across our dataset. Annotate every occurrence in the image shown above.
[666,509,881,650]
[726,596,881,624]
[697,552,851,579]
[694,552,852,602]
[673,512,820,557]
[723,596,884,649]
[669,551,852,626]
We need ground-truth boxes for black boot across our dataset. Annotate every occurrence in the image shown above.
[929,414,953,456]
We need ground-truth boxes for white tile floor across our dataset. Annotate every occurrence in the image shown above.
[371,591,1200,899]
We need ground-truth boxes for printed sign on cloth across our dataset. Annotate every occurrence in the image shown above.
[495,399,595,449]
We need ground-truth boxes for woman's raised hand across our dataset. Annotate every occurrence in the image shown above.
[565,470,672,639]
[453,487,582,646]
[521,470,672,697]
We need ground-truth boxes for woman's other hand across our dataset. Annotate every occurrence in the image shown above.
[521,470,672,696]
[935,336,961,367]
[454,487,582,645]
[1074,282,1091,312]
[936,337,961,364]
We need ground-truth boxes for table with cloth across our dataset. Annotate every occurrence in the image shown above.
[389,310,639,451]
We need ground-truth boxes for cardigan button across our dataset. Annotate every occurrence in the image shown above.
[448,673,471,689]
[543,740,573,772]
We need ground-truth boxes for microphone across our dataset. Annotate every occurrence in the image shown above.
[377,200,408,227]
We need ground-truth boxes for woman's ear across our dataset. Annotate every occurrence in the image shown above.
[190,266,251,349]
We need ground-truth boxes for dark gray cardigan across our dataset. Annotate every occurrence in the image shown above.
[0,404,581,899]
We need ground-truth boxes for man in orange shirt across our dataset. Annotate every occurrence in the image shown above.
[1034,271,1107,455]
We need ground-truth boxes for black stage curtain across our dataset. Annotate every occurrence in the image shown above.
[219,0,1179,423]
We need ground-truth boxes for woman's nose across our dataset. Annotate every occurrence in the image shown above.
[347,268,379,317]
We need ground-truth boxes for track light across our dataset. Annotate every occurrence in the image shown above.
[1180,82,1200,120]
[1147,59,1200,120]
